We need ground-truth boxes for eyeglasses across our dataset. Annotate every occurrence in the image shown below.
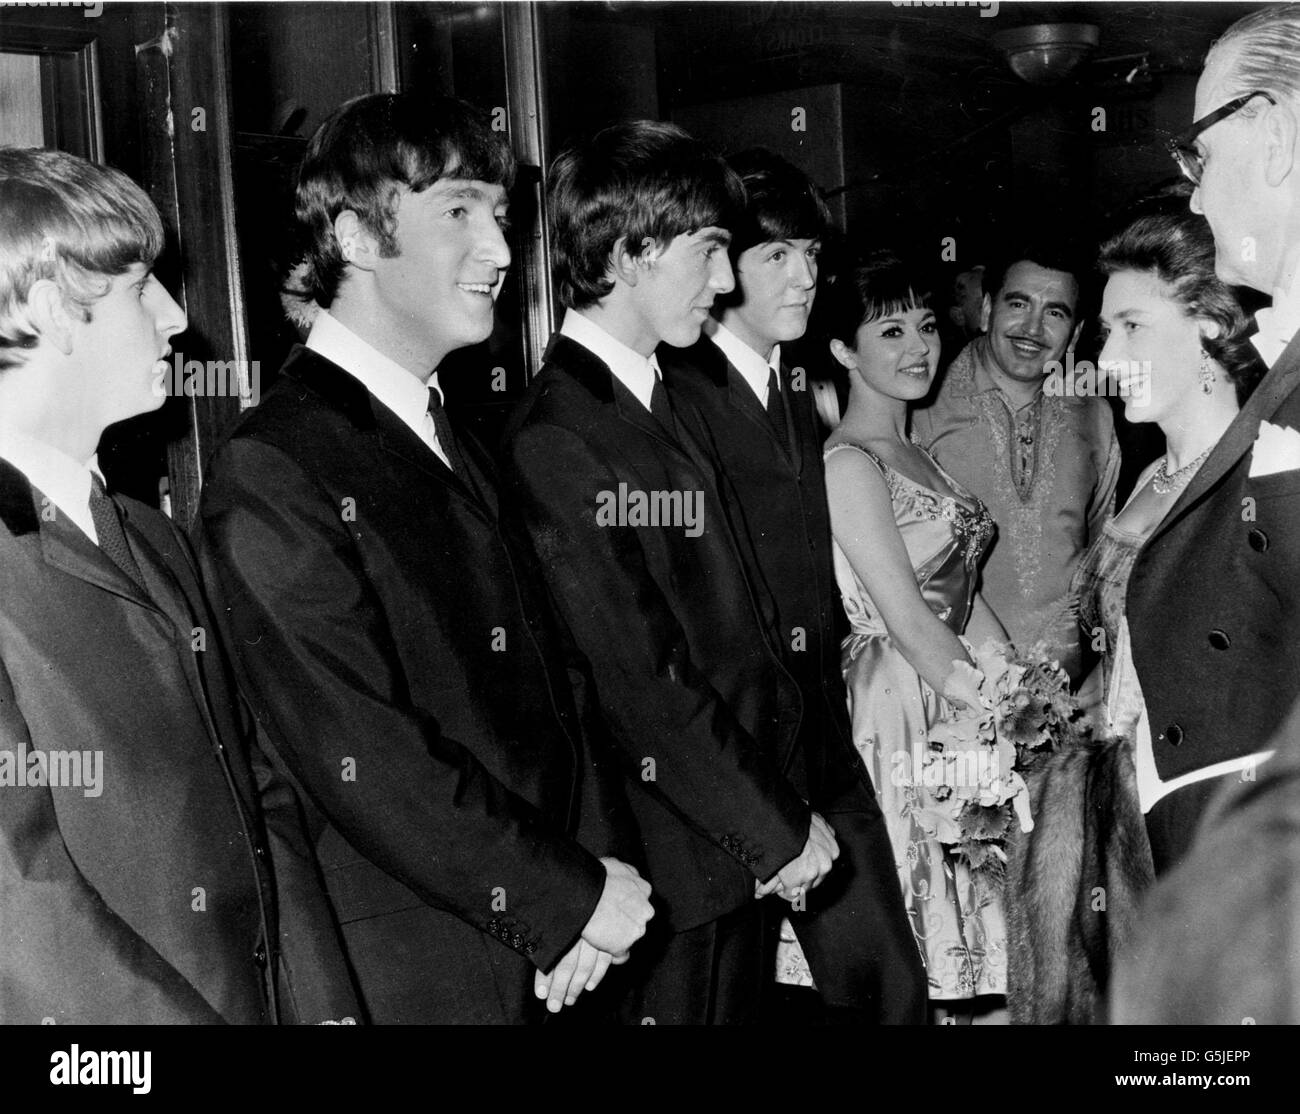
[1168,90,1277,185]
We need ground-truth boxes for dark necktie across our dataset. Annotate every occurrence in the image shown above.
[88,474,147,593]
[649,375,678,439]
[427,387,471,485]
[766,366,791,456]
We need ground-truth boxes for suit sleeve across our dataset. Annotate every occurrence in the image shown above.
[195,436,605,974]
[162,516,365,1023]
[502,419,810,881]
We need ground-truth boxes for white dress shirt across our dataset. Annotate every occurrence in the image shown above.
[306,309,452,471]
[706,319,780,407]
[1251,268,1300,368]
[559,309,662,411]
[0,426,101,544]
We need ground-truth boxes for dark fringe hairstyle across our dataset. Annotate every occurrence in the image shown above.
[289,93,515,307]
[546,120,744,311]
[724,147,830,258]
[819,250,934,346]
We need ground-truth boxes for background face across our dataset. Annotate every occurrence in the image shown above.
[727,237,820,354]
[1191,49,1270,292]
[984,261,1078,384]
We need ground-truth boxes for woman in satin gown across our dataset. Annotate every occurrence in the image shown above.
[816,255,1011,1011]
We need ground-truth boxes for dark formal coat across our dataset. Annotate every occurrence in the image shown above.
[196,344,626,1024]
[1127,334,1300,870]
[500,334,812,938]
[658,337,925,1018]
[0,459,357,1024]
[1111,693,1300,1024]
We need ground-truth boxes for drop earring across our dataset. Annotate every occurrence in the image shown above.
[1199,349,1215,394]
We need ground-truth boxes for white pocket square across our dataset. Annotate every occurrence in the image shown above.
[1249,420,1300,478]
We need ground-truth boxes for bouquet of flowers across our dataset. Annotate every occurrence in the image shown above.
[905,639,1091,884]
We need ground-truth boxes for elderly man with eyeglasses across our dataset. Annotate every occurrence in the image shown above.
[1120,3,1300,882]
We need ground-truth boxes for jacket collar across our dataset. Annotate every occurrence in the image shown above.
[544,333,715,469]
[661,336,804,476]
[0,457,40,537]
[281,344,492,517]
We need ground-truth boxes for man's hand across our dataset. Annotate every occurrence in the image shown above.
[534,938,622,1014]
[755,812,839,900]
[579,857,654,955]
[532,858,651,1013]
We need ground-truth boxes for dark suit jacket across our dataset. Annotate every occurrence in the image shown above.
[658,337,926,1019]
[1128,333,1300,868]
[196,344,622,1024]
[500,334,812,935]
[1111,693,1300,1024]
[659,337,866,807]
[0,459,357,1024]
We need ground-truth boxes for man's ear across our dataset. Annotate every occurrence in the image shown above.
[979,292,992,334]
[25,279,76,356]
[829,337,856,372]
[609,235,645,288]
[1263,98,1298,188]
[333,210,381,272]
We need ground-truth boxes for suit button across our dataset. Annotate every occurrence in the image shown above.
[1208,629,1231,650]
[1249,528,1269,552]
[253,945,267,967]
[1164,723,1184,746]
[254,844,267,860]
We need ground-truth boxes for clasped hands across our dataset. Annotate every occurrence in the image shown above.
[534,813,840,1013]
[754,811,839,902]
[534,856,653,1014]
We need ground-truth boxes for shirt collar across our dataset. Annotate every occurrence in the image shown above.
[560,309,660,411]
[307,309,439,436]
[954,338,1044,412]
[0,426,101,542]
[1251,270,1300,368]
[706,319,780,404]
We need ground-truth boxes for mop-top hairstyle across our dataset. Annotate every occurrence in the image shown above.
[291,93,515,307]
[547,120,744,310]
[0,147,164,369]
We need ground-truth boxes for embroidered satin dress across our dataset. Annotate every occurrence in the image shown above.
[825,440,1006,999]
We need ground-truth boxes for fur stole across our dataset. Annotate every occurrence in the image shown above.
[1005,735,1155,1023]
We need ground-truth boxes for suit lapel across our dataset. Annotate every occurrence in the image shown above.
[39,500,160,613]
[1147,336,1300,547]
[284,345,493,524]
[547,334,700,464]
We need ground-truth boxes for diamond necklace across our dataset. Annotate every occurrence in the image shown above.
[1151,446,1212,494]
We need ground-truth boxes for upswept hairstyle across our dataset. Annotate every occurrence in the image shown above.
[0,147,163,370]
[724,147,830,258]
[291,93,515,307]
[546,120,744,310]
[1097,210,1264,398]
[820,250,933,346]
[1210,3,1300,103]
